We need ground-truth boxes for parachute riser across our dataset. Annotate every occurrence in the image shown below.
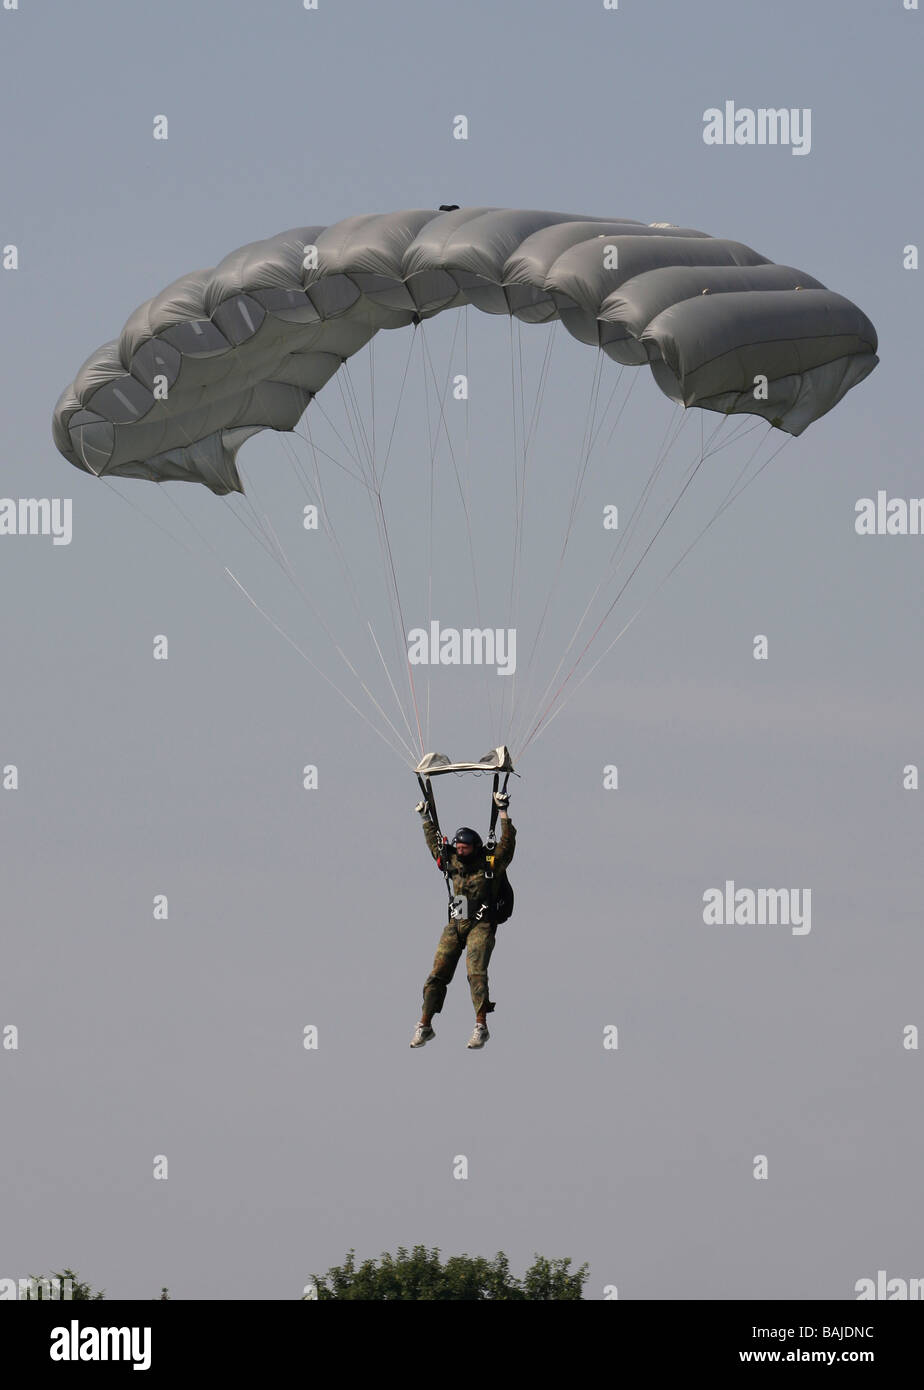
[418,772,456,915]
[418,769,509,860]
[484,771,511,859]
[416,773,441,840]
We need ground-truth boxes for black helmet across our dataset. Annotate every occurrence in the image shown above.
[452,827,483,850]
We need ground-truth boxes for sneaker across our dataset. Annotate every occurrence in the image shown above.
[466,1022,490,1049]
[410,1023,435,1048]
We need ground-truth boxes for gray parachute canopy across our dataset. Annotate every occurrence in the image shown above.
[52,207,878,494]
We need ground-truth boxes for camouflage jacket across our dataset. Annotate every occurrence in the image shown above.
[422,814,516,917]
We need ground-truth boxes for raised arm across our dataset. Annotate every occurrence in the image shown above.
[491,809,516,871]
[417,802,445,864]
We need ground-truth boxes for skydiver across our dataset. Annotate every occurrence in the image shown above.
[410,792,515,1050]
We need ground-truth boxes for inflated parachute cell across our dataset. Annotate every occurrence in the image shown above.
[53,208,878,494]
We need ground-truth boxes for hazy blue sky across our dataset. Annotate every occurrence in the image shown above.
[1,0,921,1300]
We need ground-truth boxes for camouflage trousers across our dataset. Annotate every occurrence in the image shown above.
[422,919,497,1016]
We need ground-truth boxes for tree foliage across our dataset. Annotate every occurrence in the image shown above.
[23,1268,104,1300]
[306,1246,588,1300]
